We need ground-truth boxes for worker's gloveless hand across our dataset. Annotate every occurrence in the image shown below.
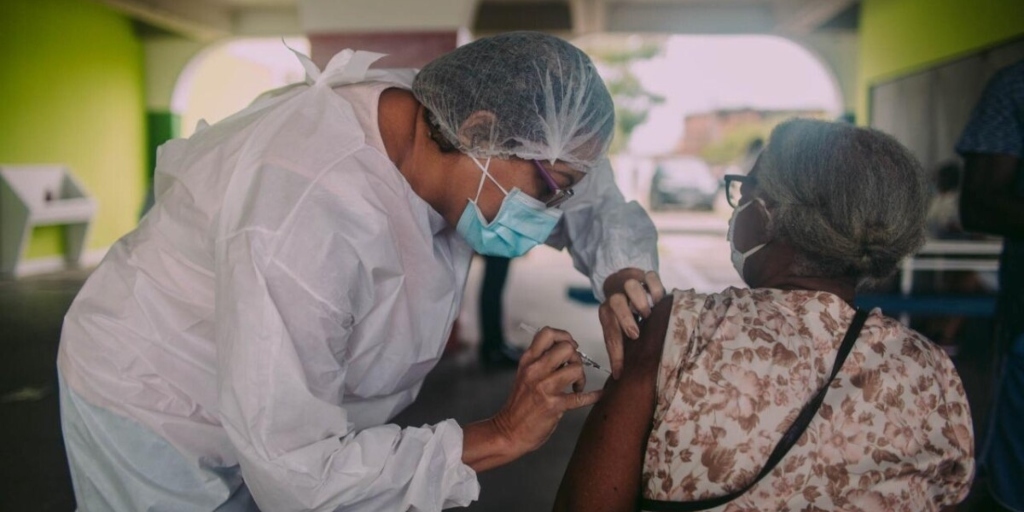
[599,268,665,379]
[491,327,602,457]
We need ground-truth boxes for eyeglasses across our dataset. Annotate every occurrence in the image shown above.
[723,174,756,208]
[532,160,575,208]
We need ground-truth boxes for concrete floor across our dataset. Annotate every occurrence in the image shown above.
[1,269,85,512]
[0,210,1008,511]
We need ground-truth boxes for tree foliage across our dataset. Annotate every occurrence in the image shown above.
[700,122,772,166]
[699,112,830,165]
[579,36,666,154]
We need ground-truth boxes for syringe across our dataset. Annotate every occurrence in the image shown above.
[519,323,611,375]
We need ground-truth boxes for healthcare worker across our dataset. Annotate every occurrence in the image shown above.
[58,32,662,511]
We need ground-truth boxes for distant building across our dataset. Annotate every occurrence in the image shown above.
[675,107,827,156]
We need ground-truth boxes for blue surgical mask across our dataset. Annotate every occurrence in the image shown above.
[456,156,563,257]
[727,198,768,281]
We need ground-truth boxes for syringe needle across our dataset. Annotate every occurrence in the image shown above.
[519,323,611,375]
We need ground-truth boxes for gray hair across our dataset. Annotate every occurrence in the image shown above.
[756,119,928,288]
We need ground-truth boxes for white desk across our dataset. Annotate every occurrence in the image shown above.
[0,166,96,277]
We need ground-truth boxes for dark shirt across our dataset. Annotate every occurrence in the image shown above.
[956,60,1024,340]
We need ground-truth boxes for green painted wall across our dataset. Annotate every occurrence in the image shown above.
[0,0,145,261]
[146,110,180,182]
[858,0,1024,123]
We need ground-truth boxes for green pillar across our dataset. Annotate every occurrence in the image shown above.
[142,110,180,216]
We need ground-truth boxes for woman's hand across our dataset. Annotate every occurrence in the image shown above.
[462,327,602,472]
[599,268,665,379]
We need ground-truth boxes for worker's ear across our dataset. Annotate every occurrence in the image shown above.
[457,110,498,151]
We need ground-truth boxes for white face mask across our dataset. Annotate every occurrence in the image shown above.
[727,198,768,282]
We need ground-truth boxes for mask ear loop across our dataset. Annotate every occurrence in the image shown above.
[739,242,767,258]
[753,198,773,242]
[747,199,772,255]
[469,156,507,202]
[728,197,772,243]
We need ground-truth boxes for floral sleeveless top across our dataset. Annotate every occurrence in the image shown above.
[642,288,974,511]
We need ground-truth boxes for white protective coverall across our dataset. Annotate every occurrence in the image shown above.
[57,49,658,512]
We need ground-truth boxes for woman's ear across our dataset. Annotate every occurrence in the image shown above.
[457,110,498,151]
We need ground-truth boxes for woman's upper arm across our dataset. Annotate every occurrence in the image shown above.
[553,296,674,512]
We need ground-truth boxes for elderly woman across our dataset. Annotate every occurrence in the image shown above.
[58,32,664,512]
[554,119,974,511]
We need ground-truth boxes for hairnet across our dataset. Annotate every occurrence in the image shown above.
[412,31,614,172]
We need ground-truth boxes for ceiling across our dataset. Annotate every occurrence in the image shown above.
[96,0,858,43]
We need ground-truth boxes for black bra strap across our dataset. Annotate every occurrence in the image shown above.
[638,308,869,511]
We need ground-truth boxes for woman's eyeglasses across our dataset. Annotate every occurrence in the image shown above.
[532,160,574,208]
[723,174,756,208]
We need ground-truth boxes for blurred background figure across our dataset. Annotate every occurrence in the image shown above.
[918,161,997,355]
[927,161,966,238]
[957,58,1024,512]
[478,255,520,368]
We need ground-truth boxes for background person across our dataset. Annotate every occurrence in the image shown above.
[478,254,520,368]
[58,32,661,512]
[957,58,1024,512]
[927,161,966,238]
[917,160,997,355]
[554,119,974,512]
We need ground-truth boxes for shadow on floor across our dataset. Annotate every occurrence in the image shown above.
[0,270,87,512]
[393,349,592,511]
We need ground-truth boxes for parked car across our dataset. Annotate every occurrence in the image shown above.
[649,157,720,211]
